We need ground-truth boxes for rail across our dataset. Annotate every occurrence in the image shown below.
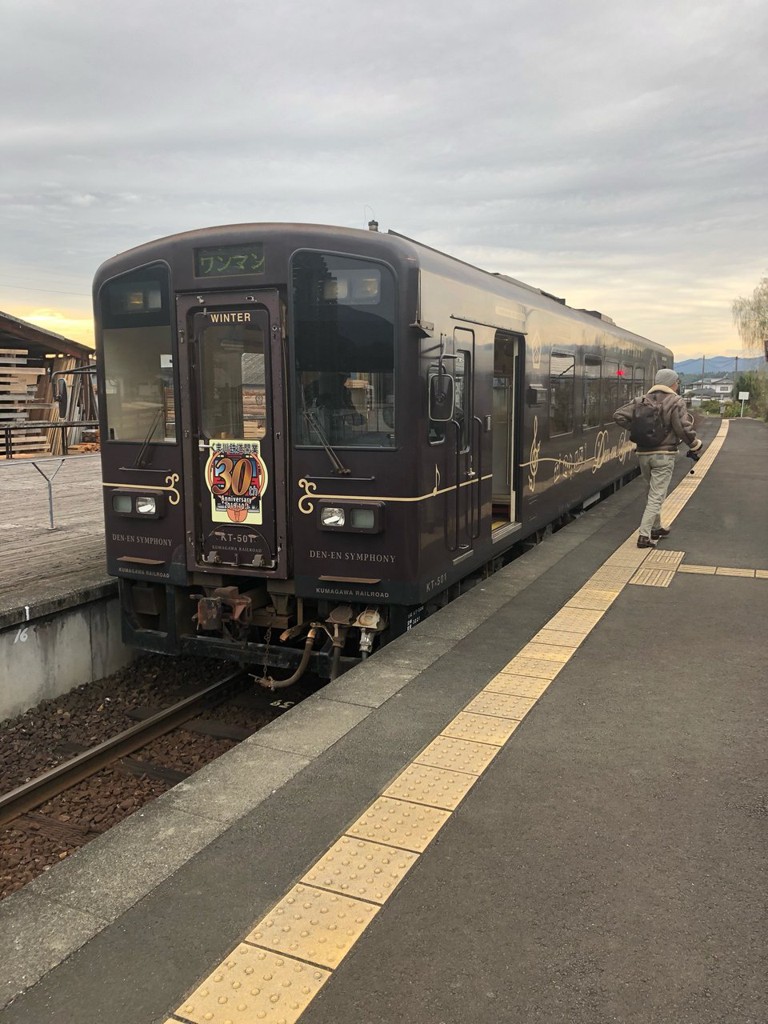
[0,670,247,828]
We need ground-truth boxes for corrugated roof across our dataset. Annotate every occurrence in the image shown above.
[0,311,93,360]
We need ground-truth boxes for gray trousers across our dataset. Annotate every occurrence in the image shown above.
[637,453,676,537]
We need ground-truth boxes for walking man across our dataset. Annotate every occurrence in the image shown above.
[614,368,702,548]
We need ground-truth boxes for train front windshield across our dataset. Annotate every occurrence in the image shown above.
[291,251,396,448]
[99,264,176,444]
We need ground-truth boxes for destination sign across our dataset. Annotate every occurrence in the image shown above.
[195,243,265,278]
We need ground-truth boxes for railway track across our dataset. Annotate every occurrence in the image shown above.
[0,664,320,899]
[0,669,249,829]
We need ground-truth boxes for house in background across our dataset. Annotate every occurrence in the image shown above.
[682,376,734,407]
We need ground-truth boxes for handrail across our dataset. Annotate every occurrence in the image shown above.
[471,415,484,540]
[1,420,99,459]
[443,419,462,553]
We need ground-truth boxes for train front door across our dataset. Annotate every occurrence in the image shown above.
[178,291,286,575]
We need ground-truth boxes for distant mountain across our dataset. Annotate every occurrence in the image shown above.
[674,355,765,375]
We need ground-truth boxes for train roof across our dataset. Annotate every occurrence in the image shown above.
[93,222,670,354]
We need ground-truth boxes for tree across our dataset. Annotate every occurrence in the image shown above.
[732,277,768,355]
[734,370,768,420]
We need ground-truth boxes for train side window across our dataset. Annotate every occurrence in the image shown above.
[621,363,633,404]
[428,363,447,443]
[604,360,619,422]
[583,356,602,429]
[454,350,472,450]
[634,365,645,397]
[549,351,575,435]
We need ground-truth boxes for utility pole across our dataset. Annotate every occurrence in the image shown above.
[701,354,705,383]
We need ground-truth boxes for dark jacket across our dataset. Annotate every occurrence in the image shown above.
[613,384,701,454]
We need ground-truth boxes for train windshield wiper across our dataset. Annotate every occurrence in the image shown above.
[302,408,350,475]
[134,407,164,468]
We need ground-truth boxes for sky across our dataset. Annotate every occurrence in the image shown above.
[1,0,766,360]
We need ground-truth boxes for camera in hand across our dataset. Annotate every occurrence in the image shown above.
[685,447,701,474]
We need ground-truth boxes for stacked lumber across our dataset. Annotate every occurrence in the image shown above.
[0,349,49,456]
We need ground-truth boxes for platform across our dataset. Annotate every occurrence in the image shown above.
[0,453,126,720]
[1,417,766,1024]
[0,454,112,630]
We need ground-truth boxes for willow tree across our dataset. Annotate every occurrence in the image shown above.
[732,277,768,355]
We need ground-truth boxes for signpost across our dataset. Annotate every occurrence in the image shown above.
[738,391,749,417]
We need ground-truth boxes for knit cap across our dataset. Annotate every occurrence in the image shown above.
[655,368,680,387]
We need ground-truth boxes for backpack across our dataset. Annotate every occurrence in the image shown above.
[628,395,667,447]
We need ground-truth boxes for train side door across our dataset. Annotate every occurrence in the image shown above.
[492,331,522,529]
[178,291,286,576]
[450,328,479,557]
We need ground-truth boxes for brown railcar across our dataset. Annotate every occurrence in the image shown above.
[93,223,672,681]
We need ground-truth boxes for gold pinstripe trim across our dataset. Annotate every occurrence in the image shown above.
[297,474,493,514]
[102,474,181,505]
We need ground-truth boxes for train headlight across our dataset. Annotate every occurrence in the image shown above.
[350,508,375,529]
[320,507,346,527]
[112,494,133,513]
[136,495,157,515]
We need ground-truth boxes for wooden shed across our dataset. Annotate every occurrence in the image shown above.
[0,311,96,458]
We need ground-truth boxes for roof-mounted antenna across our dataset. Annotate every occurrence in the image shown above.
[363,205,378,231]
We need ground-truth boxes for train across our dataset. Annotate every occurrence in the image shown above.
[93,222,673,684]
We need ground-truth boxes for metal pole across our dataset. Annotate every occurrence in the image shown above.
[741,398,745,418]
[30,459,65,530]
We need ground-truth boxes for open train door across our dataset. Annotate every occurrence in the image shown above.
[491,330,523,533]
[177,290,288,577]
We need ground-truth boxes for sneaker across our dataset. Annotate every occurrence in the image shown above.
[651,527,670,539]
[637,534,656,548]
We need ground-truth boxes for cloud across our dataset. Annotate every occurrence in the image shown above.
[0,0,766,358]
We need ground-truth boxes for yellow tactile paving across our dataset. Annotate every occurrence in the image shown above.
[170,420,732,1024]
[678,564,717,574]
[542,607,606,632]
[644,549,685,568]
[414,734,501,775]
[464,691,537,720]
[346,796,451,852]
[502,655,563,679]
[302,836,419,905]
[604,551,649,567]
[532,627,586,646]
[629,567,676,587]
[586,569,636,586]
[384,762,478,811]
[579,583,623,597]
[715,566,756,577]
[565,592,618,611]
[515,642,573,663]
[442,711,522,745]
[246,884,378,969]
[174,944,330,1024]
[483,672,553,699]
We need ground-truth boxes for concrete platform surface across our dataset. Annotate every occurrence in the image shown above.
[1,417,766,1024]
